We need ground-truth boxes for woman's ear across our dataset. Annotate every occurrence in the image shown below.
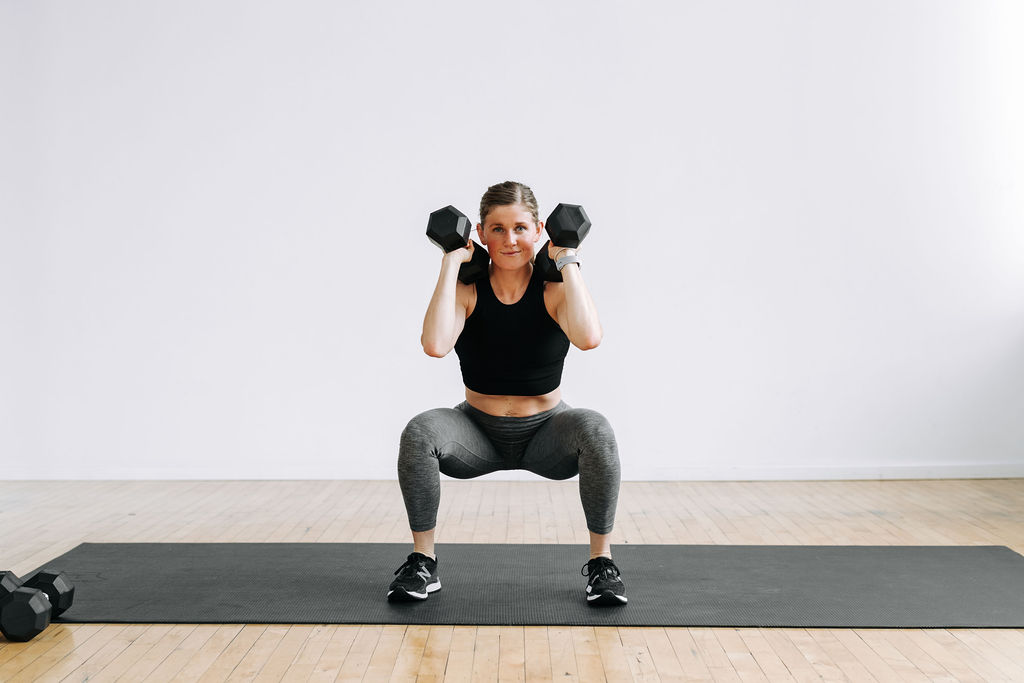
[534,221,544,242]
[476,223,486,244]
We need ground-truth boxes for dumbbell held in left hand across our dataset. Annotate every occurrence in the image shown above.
[535,203,591,282]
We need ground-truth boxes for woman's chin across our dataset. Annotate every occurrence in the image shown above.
[493,256,531,269]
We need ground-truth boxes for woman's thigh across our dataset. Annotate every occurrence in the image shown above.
[518,407,616,480]
[400,407,506,479]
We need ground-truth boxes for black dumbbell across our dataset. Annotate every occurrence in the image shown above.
[1,569,75,642]
[534,203,592,282]
[426,205,490,284]
[24,570,75,617]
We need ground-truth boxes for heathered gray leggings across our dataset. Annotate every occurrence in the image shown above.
[398,401,620,534]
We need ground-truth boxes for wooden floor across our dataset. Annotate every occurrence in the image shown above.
[2,479,1024,682]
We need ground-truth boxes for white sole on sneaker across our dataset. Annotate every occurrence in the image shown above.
[387,579,441,602]
[587,590,628,605]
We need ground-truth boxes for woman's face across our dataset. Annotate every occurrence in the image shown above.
[477,204,543,271]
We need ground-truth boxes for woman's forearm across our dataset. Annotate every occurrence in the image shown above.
[560,263,603,349]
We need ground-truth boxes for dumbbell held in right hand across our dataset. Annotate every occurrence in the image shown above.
[426,205,489,284]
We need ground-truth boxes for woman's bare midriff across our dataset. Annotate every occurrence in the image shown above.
[465,387,562,417]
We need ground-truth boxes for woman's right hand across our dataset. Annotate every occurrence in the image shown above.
[443,239,476,266]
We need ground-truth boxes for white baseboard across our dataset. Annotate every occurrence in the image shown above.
[618,463,1024,481]
[4,464,1024,481]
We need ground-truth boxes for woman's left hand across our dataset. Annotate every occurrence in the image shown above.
[547,243,578,261]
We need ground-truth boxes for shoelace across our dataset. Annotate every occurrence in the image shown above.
[581,557,620,580]
[394,553,431,578]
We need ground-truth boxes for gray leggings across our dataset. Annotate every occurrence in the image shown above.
[398,401,620,534]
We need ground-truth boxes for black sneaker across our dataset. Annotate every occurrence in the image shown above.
[387,552,441,602]
[582,556,627,606]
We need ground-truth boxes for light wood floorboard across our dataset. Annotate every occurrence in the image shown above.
[2,479,1023,681]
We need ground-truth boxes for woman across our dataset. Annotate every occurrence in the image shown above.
[390,181,625,606]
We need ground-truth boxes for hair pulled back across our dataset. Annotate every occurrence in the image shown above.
[479,181,539,226]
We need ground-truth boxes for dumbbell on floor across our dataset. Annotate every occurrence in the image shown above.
[426,205,490,284]
[534,203,591,283]
[1,569,76,642]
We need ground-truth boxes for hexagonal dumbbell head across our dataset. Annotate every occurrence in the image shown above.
[0,587,51,642]
[426,205,473,252]
[426,205,489,284]
[1,571,21,601]
[24,569,75,618]
[545,203,591,248]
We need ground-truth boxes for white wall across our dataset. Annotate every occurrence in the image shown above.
[2,0,1022,481]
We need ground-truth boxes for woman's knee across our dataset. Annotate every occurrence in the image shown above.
[562,408,617,447]
[398,408,455,465]
[561,408,620,474]
[402,408,457,442]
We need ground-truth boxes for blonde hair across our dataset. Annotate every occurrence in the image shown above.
[479,180,539,226]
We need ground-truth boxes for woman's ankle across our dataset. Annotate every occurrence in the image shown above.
[412,528,436,560]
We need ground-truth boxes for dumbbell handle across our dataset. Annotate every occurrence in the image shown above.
[1,574,48,607]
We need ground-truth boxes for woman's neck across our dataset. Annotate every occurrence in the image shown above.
[488,264,533,303]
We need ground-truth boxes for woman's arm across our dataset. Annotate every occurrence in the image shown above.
[552,247,603,350]
[421,247,473,357]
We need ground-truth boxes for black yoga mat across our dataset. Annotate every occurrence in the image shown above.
[34,543,1024,627]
